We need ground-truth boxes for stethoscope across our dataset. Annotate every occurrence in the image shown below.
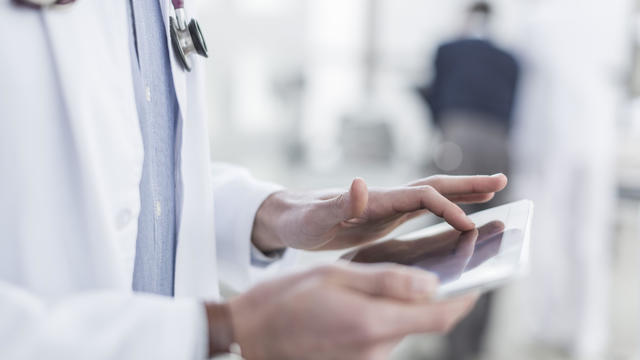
[13,0,209,72]
[169,0,208,72]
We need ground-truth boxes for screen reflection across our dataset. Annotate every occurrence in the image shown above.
[342,221,505,284]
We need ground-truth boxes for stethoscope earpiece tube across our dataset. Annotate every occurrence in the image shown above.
[172,0,184,9]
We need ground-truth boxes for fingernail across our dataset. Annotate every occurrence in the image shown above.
[463,216,475,229]
[491,173,504,177]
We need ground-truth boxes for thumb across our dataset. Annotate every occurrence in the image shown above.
[309,178,367,232]
[333,177,368,222]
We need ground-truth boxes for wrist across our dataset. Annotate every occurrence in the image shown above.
[251,191,288,252]
[205,302,238,357]
[228,293,269,360]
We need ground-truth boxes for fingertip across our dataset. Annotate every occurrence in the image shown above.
[425,272,441,292]
[448,213,475,232]
[351,177,368,192]
[460,292,481,313]
[468,291,481,302]
[491,173,508,189]
[468,219,476,229]
[349,177,368,217]
[418,270,440,287]
[447,202,474,230]
[456,216,476,232]
[410,271,440,298]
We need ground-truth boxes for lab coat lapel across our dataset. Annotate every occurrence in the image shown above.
[42,1,144,285]
[156,0,220,299]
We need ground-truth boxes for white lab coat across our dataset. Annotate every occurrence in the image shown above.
[509,1,622,357]
[0,1,288,359]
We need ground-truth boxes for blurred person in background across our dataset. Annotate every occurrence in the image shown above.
[0,1,510,359]
[510,1,619,358]
[418,1,520,212]
[417,2,520,359]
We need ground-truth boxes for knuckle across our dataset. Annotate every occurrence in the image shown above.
[421,184,436,194]
[378,269,408,296]
[378,271,399,295]
[426,175,444,185]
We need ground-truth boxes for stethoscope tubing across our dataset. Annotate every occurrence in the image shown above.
[13,0,75,6]
[15,0,177,8]
[172,0,184,10]
[13,0,206,72]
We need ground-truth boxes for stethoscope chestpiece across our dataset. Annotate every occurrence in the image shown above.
[170,6,208,72]
[188,19,208,58]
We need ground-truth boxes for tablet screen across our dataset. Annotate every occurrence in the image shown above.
[342,221,511,285]
[342,200,533,297]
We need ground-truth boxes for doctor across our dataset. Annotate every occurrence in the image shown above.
[0,0,507,359]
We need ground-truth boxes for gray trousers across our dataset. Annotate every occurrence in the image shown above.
[430,111,511,360]
[433,111,511,211]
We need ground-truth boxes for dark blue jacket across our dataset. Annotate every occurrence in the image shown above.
[419,38,520,129]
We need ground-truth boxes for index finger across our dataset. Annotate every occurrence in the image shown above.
[410,174,508,195]
[387,186,475,231]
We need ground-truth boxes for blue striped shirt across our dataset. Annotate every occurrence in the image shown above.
[127,0,179,296]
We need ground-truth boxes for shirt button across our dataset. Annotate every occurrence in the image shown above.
[116,209,133,229]
[145,86,151,102]
[154,200,162,219]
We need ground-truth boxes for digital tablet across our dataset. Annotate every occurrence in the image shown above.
[341,200,534,299]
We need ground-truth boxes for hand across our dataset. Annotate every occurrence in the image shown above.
[252,174,508,251]
[226,263,478,360]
